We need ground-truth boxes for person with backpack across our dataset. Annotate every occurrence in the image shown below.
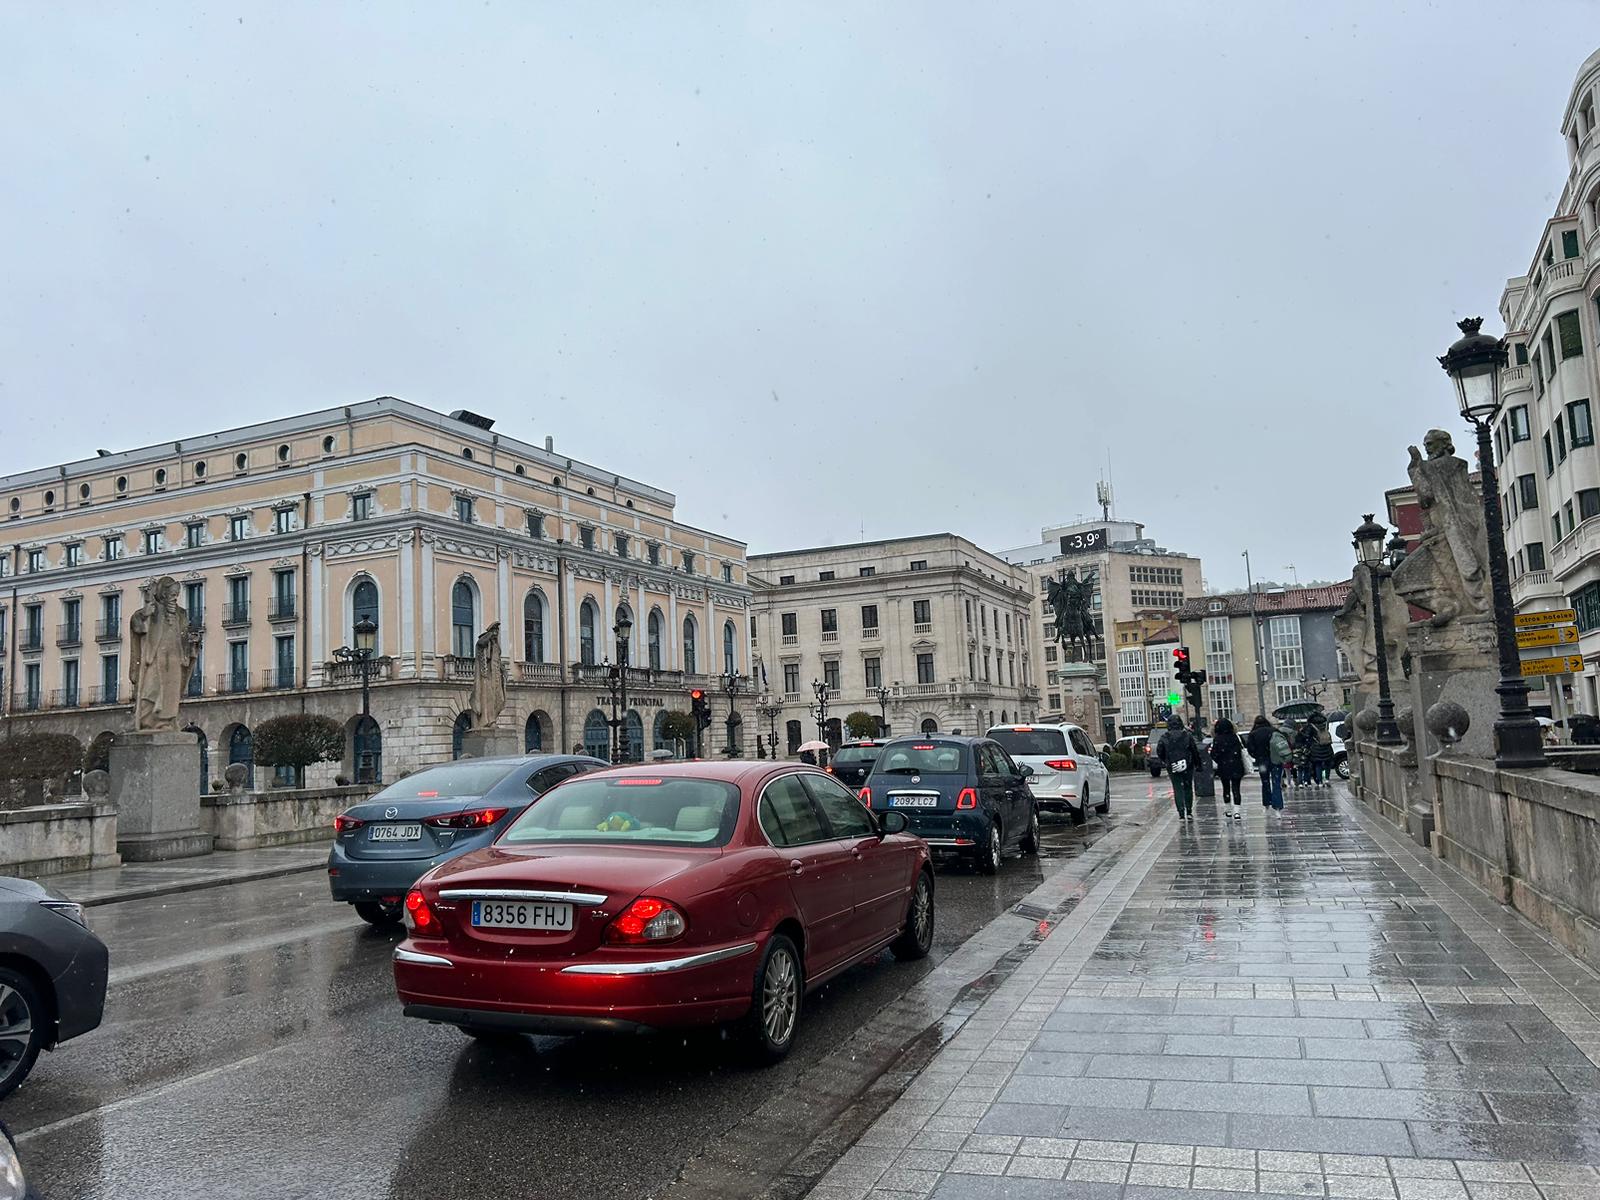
[1245,715,1274,806]
[1293,721,1316,788]
[1156,716,1202,822]
[1266,722,1291,811]
[1209,717,1247,821]
[1309,715,1335,786]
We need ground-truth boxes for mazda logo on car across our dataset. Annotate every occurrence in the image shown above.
[385,807,398,819]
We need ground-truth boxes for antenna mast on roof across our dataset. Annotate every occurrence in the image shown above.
[1096,477,1113,523]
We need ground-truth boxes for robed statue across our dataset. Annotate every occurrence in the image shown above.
[1046,567,1098,662]
[469,621,507,726]
[129,576,200,732]
[1333,564,1406,695]
[1391,429,1490,626]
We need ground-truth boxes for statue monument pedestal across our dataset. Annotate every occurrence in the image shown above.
[1056,663,1105,742]
[1404,617,1498,848]
[460,726,521,759]
[110,730,215,862]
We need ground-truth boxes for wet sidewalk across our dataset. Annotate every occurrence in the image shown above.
[808,782,1600,1200]
[39,844,328,906]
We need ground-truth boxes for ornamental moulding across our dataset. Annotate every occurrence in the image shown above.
[326,536,400,558]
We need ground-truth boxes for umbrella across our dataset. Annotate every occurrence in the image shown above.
[797,740,830,752]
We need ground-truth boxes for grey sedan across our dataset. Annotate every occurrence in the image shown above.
[0,876,109,1101]
[327,753,609,925]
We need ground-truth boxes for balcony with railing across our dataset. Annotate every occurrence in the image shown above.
[268,598,298,623]
[323,657,394,685]
[216,671,252,695]
[14,692,43,713]
[262,667,297,691]
[1513,568,1562,605]
[913,623,934,635]
[438,655,477,681]
[95,619,121,642]
[222,601,251,628]
[820,630,838,643]
[781,634,798,646]
[90,683,121,705]
[861,627,880,640]
[186,609,205,632]
[20,629,43,654]
[56,623,82,648]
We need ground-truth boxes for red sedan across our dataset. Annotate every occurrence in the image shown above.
[392,761,934,1061]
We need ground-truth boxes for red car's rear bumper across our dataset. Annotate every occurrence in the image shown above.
[393,939,760,1033]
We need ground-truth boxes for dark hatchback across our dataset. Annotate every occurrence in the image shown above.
[858,736,1039,874]
[328,754,609,925]
[828,740,885,789]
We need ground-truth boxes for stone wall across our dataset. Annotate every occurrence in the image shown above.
[202,784,378,851]
[0,801,120,877]
[1355,742,1417,832]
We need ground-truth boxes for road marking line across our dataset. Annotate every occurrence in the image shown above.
[15,1045,295,1143]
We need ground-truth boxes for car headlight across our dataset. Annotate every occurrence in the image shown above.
[40,899,87,928]
[0,1132,27,1200]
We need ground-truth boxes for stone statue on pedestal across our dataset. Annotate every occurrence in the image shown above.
[129,576,199,733]
[1046,567,1098,662]
[1391,429,1490,628]
[1333,566,1406,697]
[469,621,507,727]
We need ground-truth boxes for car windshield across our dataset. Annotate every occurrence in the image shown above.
[370,763,518,800]
[831,746,880,769]
[988,728,1068,757]
[874,742,967,775]
[501,776,740,846]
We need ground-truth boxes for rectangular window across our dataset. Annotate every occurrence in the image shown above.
[1559,418,1570,461]
[780,612,797,636]
[184,521,204,549]
[864,656,881,688]
[722,563,733,582]
[1545,431,1556,475]
[681,550,694,574]
[1267,615,1303,682]
[1516,342,1529,366]
[229,514,249,540]
[1566,500,1576,533]
[820,609,837,633]
[1511,405,1531,442]
[352,493,372,521]
[24,664,40,709]
[274,635,296,688]
[614,533,628,558]
[1555,514,1564,543]
[1570,400,1594,448]
[860,604,878,631]
[1577,582,1600,633]
[1564,229,1582,259]
[817,570,834,581]
[227,641,249,691]
[64,543,82,567]
[859,566,875,577]
[778,574,794,585]
[1528,541,1547,571]
[647,543,659,565]
[100,654,119,703]
[24,605,42,650]
[105,535,122,560]
[913,599,931,625]
[272,570,296,619]
[1534,349,1545,396]
[183,582,204,629]
[61,598,81,644]
[26,549,42,573]
[782,663,799,695]
[100,592,120,638]
[1044,645,1057,663]
[143,529,164,555]
[981,607,988,633]
[916,652,935,684]
[1520,474,1539,509]
[578,526,594,550]
[1544,328,1558,375]
[1559,311,1584,359]
[822,660,840,691]
[274,507,297,534]
[453,496,473,525]
[1582,489,1600,522]
[909,560,927,572]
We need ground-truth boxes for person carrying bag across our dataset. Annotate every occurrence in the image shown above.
[1156,716,1202,823]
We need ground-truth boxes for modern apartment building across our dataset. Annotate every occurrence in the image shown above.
[747,535,1039,754]
[1493,47,1600,714]
[0,397,751,784]
[1001,518,1204,739]
[1175,584,1355,726]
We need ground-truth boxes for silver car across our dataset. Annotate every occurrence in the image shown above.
[986,723,1111,824]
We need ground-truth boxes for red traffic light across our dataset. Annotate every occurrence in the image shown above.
[1172,648,1189,665]
[689,689,704,700]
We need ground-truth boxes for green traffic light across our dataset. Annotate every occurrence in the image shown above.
[1167,692,1183,706]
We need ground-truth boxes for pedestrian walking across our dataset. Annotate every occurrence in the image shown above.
[1310,715,1334,786]
[1293,721,1316,788]
[1156,716,1201,822]
[1266,722,1291,811]
[1210,717,1247,820]
[1245,715,1274,806]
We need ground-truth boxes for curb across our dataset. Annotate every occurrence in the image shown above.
[78,859,327,908]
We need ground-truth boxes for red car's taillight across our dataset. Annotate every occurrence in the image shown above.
[422,807,510,830]
[859,786,872,807]
[334,814,365,833]
[404,889,437,933]
[605,897,687,944]
[955,787,978,809]
[1043,758,1078,771]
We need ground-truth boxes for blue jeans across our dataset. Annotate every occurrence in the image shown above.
[1261,764,1284,809]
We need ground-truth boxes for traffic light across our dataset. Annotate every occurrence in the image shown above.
[1172,646,1192,684]
[1185,668,1207,714]
[689,689,712,731]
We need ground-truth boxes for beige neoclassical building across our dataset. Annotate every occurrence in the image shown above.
[0,397,751,786]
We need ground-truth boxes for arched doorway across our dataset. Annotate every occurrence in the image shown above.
[1000,710,1008,725]
[653,710,673,754]
[452,711,472,759]
[525,711,548,753]
[623,710,644,762]
[920,717,939,734]
[824,717,842,750]
[227,725,254,789]
[582,710,610,761]
[354,715,382,784]
[785,720,802,755]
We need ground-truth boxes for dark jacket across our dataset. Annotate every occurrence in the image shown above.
[1245,722,1273,766]
[1309,722,1335,764]
[1210,723,1247,782]
[1156,727,1201,777]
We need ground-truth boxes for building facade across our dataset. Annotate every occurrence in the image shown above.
[1492,47,1600,714]
[748,535,1039,754]
[1111,619,1179,731]
[0,397,751,785]
[1001,518,1204,738]
[1175,584,1355,726]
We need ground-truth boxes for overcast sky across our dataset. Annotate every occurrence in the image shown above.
[3,2,1592,590]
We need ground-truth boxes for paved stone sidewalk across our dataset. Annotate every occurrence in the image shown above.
[40,844,328,906]
[807,783,1600,1200]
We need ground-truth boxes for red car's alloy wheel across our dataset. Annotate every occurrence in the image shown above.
[762,944,799,1047]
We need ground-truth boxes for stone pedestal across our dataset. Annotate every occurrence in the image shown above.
[1405,617,1498,848]
[460,726,522,759]
[1056,662,1105,741]
[110,730,214,862]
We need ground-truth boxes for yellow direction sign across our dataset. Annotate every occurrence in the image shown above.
[1516,625,1580,649]
[1520,654,1584,677]
[1515,609,1577,629]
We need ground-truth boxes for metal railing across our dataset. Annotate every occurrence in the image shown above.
[90,684,121,705]
[56,623,82,647]
[263,667,296,691]
[222,601,251,627]
[20,630,43,653]
[268,599,297,622]
[95,619,121,642]
[323,657,393,685]
[216,672,252,695]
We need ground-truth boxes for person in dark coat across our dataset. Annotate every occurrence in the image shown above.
[1210,717,1247,820]
[1308,715,1335,786]
[1245,715,1274,805]
[1155,716,1201,822]
[1293,722,1317,788]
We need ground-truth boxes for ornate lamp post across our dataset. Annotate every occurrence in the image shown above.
[720,670,744,756]
[809,677,831,761]
[333,615,379,783]
[1353,515,1404,747]
[756,696,783,758]
[871,684,892,737]
[612,612,632,761]
[1438,318,1547,769]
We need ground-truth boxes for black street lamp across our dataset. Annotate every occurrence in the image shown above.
[871,684,892,737]
[1353,515,1405,747]
[1438,318,1547,769]
[809,678,831,761]
[612,613,632,762]
[333,615,380,784]
[720,670,744,756]
[756,697,783,758]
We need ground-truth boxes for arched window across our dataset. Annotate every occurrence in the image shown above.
[452,711,473,759]
[1000,710,1008,725]
[920,717,939,734]
[647,609,663,671]
[523,590,545,663]
[579,601,598,666]
[653,709,673,751]
[227,725,254,789]
[583,709,610,760]
[682,615,697,675]
[451,580,476,658]
[525,711,548,753]
[723,621,737,675]
[623,710,644,762]
[785,719,803,755]
[352,578,379,645]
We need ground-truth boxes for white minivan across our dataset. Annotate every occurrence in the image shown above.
[986,723,1111,824]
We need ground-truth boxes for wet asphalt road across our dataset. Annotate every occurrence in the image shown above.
[7,780,1163,1200]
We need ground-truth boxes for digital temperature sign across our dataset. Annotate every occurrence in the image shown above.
[1058,528,1107,556]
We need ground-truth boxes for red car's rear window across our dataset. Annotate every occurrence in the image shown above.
[503,777,740,846]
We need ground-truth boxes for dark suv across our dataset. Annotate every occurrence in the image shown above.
[829,740,884,789]
[859,735,1039,874]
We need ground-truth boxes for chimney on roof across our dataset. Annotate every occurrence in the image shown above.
[545,436,554,453]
